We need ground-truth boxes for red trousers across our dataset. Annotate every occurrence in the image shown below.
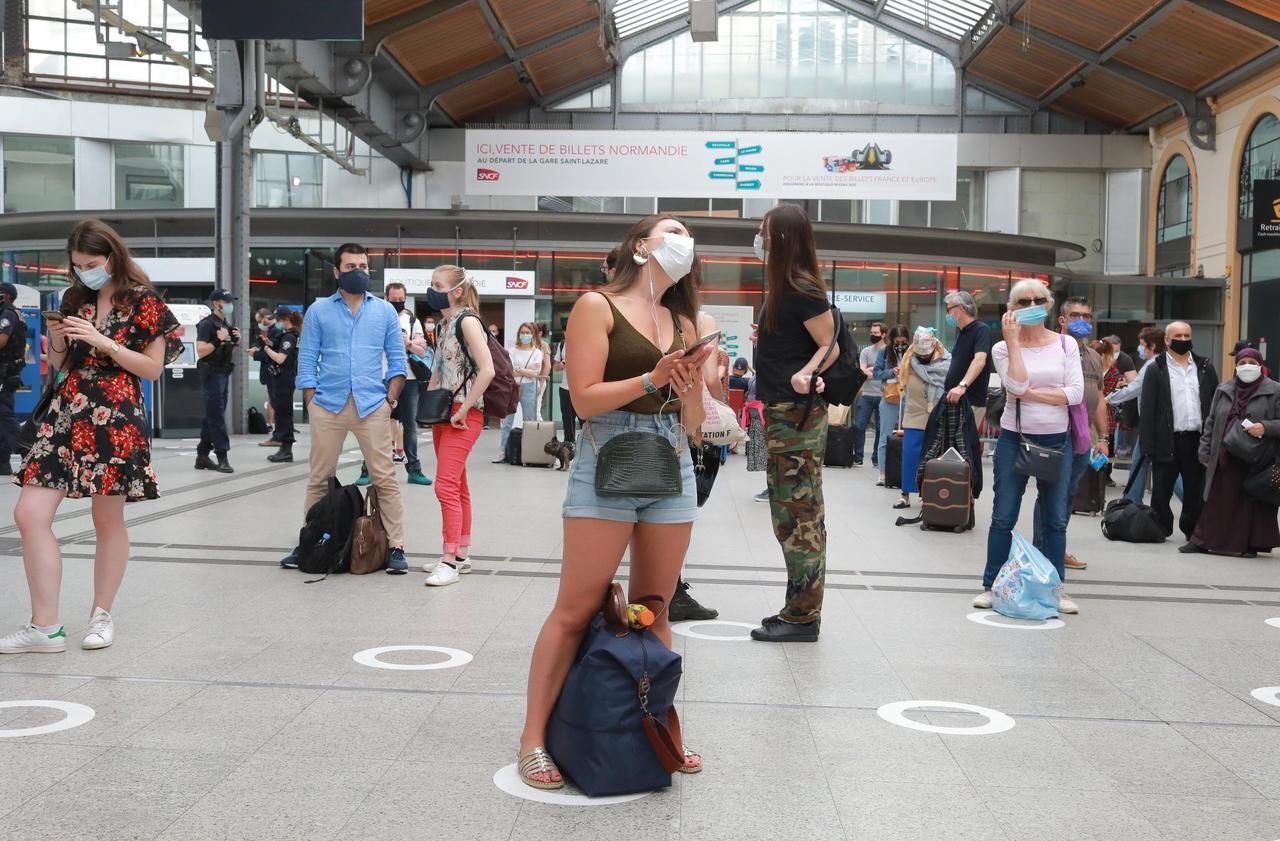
[432,405,483,555]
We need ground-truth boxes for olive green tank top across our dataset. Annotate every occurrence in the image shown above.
[601,294,684,414]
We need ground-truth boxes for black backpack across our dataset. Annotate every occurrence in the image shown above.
[294,477,364,578]
[812,305,865,406]
[1100,498,1166,543]
[247,406,268,435]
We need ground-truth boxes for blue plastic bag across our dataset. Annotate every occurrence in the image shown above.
[991,531,1061,620]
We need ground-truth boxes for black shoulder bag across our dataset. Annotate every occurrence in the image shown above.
[18,341,90,454]
[1012,399,1065,482]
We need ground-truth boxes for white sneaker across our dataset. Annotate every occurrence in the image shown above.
[972,591,993,610]
[1058,594,1080,615]
[425,561,461,587]
[0,623,67,654]
[456,558,472,574]
[82,608,114,650]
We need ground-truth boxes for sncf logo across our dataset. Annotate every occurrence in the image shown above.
[476,168,501,182]
[505,277,529,290]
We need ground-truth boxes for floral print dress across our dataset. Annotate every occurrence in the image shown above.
[18,289,182,500]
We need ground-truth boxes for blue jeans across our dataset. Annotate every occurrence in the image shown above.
[1124,439,1184,504]
[199,370,230,455]
[852,393,880,464]
[876,398,899,474]
[901,428,926,494]
[500,380,537,454]
[1032,446,1089,569]
[983,430,1072,590]
[399,380,422,470]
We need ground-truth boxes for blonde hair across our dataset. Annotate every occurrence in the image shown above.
[515,322,538,345]
[433,264,481,313]
[1007,278,1050,306]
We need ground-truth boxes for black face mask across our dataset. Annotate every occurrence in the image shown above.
[1169,338,1194,355]
[893,342,908,353]
[389,300,405,313]
[337,268,370,296]
[871,334,883,343]
[425,287,452,312]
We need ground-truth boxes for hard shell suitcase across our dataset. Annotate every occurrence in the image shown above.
[823,424,856,468]
[884,432,904,489]
[521,419,557,467]
[1071,465,1107,515]
[920,448,974,532]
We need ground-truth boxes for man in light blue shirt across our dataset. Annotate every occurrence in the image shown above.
[291,242,410,574]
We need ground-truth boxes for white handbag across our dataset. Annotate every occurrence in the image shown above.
[700,388,748,446]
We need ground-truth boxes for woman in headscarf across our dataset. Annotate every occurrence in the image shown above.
[1188,348,1280,557]
[894,326,950,510]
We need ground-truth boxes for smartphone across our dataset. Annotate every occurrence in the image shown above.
[42,310,65,322]
[683,330,722,357]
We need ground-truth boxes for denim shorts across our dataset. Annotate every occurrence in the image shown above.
[563,410,698,524]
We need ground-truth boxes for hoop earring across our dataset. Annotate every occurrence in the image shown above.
[633,244,650,265]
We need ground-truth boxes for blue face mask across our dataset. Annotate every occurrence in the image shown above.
[945,314,958,328]
[76,263,111,290]
[1137,345,1149,361]
[1066,318,1092,339]
[1014,304,1047,325]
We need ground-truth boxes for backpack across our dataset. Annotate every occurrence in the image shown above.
[349,486,388,575]
[1101,498,1166,543]
[247,406,268,435]
[545,584,685,797]
[454,311,520,418]
[813,305,865,406]
[294,477,364,578]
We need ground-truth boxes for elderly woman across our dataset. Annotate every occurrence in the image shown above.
[975,280,1083,615]
[894,327,951,510]
[1186,348,1280,557]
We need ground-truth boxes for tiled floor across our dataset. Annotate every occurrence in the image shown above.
[1,427,1279,840]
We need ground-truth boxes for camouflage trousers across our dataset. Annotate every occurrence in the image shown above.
[765,400,828,624]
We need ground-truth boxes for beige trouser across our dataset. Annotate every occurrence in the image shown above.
[305,398,405,548]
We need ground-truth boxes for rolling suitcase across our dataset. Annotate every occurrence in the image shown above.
[884,432,904,489]
[920,448,974,532]
[824,423,856,468]
[505,428,523,465]
[1071,464,1107,515]
[521,419,557,467]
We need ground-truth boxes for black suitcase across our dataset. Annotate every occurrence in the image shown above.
[920,449,974,532]
[884,432,904,489]
[1071,465,1107,515]
[824,424,856,468]
[505,428,523,466]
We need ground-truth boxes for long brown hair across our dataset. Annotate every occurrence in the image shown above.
[63,219,157,314]
[761,203,827,333]
[604,214,700,330]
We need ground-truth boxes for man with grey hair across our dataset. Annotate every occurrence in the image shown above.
[943,291,992,410]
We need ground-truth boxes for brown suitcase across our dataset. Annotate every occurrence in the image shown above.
[1071,464,1107,515]
[920,448,974,532]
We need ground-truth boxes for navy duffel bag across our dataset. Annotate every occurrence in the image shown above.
[546,584,685,797]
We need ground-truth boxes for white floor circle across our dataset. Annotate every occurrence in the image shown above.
[966,612,1065,631]
[877,700,1016,736]
[352,645,473,671]
[671,620,757,641]
[1265,618,1280,630]
[492,764,653,805]
[0,701,95,738]
[1250,686,1280,708]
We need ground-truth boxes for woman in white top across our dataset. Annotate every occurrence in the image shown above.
[496,321,544,463]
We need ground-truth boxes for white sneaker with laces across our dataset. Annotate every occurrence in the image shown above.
[1058,594,1080,615]
[82,608,114,650]
[425,562,460,587]
[972,591,993,610]
[0,623,67,654]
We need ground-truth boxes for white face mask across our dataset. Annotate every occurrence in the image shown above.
[649,232,696,282]
[753,233,767,263]
[1237,364,1262,384]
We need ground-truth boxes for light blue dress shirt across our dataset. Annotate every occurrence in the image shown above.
[296,291,408,418]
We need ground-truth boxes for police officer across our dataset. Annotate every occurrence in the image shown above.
[250,307,284,446]
[0,282,26,476]
[195,289,238,473]
[264,308,300,463]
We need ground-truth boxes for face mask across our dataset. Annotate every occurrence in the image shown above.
[1014,304,1047,325]
[1066,318,1092,339]
[1169,338,1193,355]
[1237,364,1262,384]
[221,302,234,318]
[424,322,435,332]
[753,233,767,263]
[1138,345,1149,361]
[893,342,908,353]
[518,332,532,344]
[650,232,696,282]
[945,314,958,328]
[338,268,370,296]
[76,263,110,290]
[389,300,405,313]
[425,286,454,312]
[870,333,883,343]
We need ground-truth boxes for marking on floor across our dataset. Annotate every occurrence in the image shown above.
[877,701,1015,736]
[352,645,473,671]
[965,612,1065,631]
[1250,687,1280,708]
[0,701,95,738]
[1266,618,1280,630]
[671,620,756,641]
[492,764,652,806]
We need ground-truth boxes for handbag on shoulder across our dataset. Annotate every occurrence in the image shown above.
[1012,399,1066,482]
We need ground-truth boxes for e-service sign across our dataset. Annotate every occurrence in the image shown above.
[465,130,957,202]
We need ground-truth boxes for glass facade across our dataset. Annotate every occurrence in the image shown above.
[253,152,323,208]
[1156,155,1192,243]
[1237,113,1280,221]
[114,142,184,209]
[2,135,75,213]
[620,1,956,111]
[548,84,613,111]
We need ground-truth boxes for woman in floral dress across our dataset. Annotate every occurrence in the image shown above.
[0,219,181,656]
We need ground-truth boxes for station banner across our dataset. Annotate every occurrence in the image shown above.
[701,304,755,369]
[465,130,957,201]
[384,268,535,297]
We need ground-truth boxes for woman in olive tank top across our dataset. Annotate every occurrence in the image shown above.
[517,215,717,790]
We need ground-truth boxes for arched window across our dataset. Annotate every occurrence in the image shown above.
[1238,113,1280,220]
[1156,154,1191,243]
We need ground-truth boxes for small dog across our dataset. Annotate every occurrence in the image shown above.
[544,436,575,471]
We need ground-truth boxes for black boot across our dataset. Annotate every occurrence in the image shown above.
[267,443,293,463]
[751,616,820,643]
[194,450,217,471]
[215,453,234,474]
[669,579,719,622]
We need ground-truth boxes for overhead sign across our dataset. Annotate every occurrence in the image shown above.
[1253,180,1280,245]
[384,268,536,298]
[465,130,957,201]
[702,305,754,369]
[829,291,888,313]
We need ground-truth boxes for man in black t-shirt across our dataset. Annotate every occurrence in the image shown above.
[943,291,992,409]
[195,289,240,473]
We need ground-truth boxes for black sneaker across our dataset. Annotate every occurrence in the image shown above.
[852,458,864,466]
[280,551,300,569]
[670,581,719,622]
[1178,542,1207,554]
[751,616,820,643]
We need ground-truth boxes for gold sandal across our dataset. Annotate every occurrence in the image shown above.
[517,747,564,790]
[676,747,703,774]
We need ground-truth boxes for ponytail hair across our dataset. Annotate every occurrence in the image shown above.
[433,264,482,313]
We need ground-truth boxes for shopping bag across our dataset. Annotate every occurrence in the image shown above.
[991,531,1061,620]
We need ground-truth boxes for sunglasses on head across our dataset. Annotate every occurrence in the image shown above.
[1015,297,1049,307]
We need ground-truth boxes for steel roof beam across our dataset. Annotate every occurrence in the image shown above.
[821,0,961,61]
[1184,0,1280,45]
[363,0,471,53]
[873,0,889,16]
[1126,46,1280,132]
[474,0,543,103]
[421,19,601,101]
[542,68,616,108]
[963,75,1038,112]
[1023,21,1193,106]
[959,0,1026,67]
[617,0,756,62]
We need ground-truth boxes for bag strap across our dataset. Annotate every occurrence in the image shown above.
[798,306,842,429]
[642,706,687,775]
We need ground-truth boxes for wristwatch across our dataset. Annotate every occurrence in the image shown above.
[641,371,658,394]
[959,381,969,390]
[106,340,122,355]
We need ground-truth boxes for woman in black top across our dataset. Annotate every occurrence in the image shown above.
[264,309,301,463]
[749,204,837,643]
